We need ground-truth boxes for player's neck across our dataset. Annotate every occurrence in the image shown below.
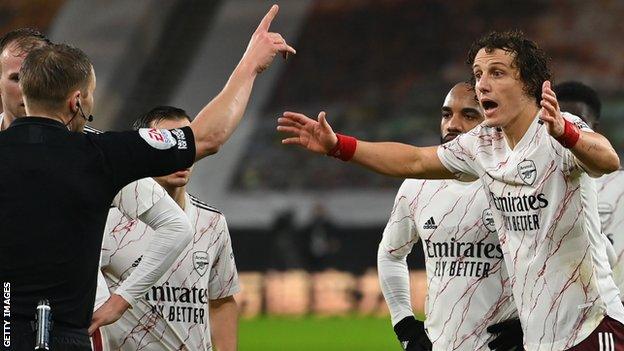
[501,104,540,150]
[165,186,187,210]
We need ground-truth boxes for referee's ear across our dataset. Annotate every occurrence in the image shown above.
[69,91,81,114]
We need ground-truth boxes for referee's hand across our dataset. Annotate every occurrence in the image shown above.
[242,4,296,74]
[88,294,130,335]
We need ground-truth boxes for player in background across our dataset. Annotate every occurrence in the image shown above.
[279,30,624,350]
[554,81,624,299]
[0,28,50,130]
[95,106,239,351]
[0,28,198,332]
[379,82,520,351]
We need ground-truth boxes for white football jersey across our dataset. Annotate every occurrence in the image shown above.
[437,113,624,351]
[381,179,517,350]
[100,193,239,351]
[596,170,624,293]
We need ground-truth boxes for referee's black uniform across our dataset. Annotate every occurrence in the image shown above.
[0,117,195,350]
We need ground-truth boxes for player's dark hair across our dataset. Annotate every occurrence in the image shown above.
[467,30,551,106]
[20,43,93,109]
[0,28,51,57]
[553,81,601,120]
[133,105,192,130]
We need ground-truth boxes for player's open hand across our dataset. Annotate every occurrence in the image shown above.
[242,4,296,74]
[88,294,131,335]
[539,80,565,138]
[278,111,338,154]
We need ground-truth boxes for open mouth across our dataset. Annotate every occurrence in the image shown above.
[481,99,499,116]
[442,133,460,143]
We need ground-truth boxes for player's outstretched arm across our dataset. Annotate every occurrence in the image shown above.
[278,111,456,179]
[539,81,620,175]
[209,296,238,351]
[191,4,296,160]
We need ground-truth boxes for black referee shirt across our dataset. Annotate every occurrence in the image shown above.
[0,117,195,328]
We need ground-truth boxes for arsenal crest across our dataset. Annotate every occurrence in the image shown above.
[517,160,537,185]
[482,208,496,233]
[193,251,209,276]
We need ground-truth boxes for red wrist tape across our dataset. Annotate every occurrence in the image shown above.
[555,118,580,148]
[327,133,357,161]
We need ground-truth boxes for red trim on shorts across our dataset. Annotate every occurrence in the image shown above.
[91,328,103,351]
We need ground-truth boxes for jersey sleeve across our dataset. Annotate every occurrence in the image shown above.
[90,127,196,190]
[436,130,481,182]
[112,178,168,219]
[208,216,241,300]
[379,180,420,259]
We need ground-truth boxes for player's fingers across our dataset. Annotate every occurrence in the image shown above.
[486,322,504,334]
[277,117,303,128]
[256,4,278,33]
[276,43,297,55]
[487,336,507,350]
[276,125,301,134]
[541,90,559,109]
[538,113,555,124]
[283,111,314,125]
[318,111,332,132]
[282,137,303,145]
[88,321,100,336]
[269,32,284,43]
[540,100,557,116]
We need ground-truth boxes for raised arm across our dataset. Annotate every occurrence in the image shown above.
[191,5,296,160]
[277,111,455,179]
[540,81,620,175]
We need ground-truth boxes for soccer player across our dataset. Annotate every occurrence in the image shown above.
[554,81,624,298]
[94,106,239,351]
[0,28,50,130]
[378,82,520,351]
[0,28,196,333]
[279,30,624,350]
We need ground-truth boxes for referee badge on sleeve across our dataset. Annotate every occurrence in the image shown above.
[139,128,177,150]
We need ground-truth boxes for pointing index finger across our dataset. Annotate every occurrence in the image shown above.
[256,4,279,33]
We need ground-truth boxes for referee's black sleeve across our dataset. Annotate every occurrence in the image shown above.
[89,126,196,190]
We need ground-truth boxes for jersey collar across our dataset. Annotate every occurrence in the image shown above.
[10,116,67,130]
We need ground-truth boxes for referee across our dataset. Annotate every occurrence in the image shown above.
[0,6,292,350]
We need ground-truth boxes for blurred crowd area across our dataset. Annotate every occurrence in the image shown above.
[233,0,624,191]
[234,269,427,318]
[0,0,65,34]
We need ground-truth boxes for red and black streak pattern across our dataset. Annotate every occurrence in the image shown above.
[382,179,516,350]
[98,193,239,351]
[596,170,624,294]
[437,113,624,351]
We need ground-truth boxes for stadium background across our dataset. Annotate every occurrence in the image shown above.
[3,0,623,349]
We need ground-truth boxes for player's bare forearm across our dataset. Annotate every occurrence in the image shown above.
[210,296,238,351]
[353,141,456,179]
[571,131,620,175]
[191,61,257,160]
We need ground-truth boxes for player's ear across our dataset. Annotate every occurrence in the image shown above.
[69,90,81,113]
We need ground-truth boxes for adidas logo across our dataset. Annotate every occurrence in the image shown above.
[423,217,437,229]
